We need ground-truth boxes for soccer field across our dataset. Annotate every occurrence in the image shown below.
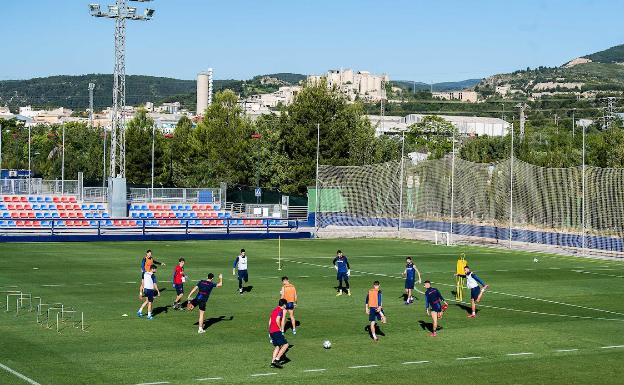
[1,238,623,385]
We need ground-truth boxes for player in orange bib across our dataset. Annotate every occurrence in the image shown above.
[365,280,386,341]
[280,276,298,335]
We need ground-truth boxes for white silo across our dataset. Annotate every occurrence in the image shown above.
[196,68,213,116]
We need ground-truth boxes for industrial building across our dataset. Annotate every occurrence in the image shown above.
[369,114,511,137]
[308,69,388,101]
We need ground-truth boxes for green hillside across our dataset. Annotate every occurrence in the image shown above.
[583,43,624,64]
[0,73,307,111]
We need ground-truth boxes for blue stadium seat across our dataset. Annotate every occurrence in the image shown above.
[43,213,51,219]
[0,220,5,227]
[41,220,51,227]
[0,204,6,210]
[2,213,10,218]
[85,213,93,219]
[97,204,105,210]
[175,212,184,218]
[35,213,44,219]
[102,213,110,218]
[54,221,65,227]
[81,204,89,210]
[182,213,190,219]
[139,213,147,219]
[104,220,113,226]
[44,197,52,202]
[7,220,16,227]
[89,220,98,227]
[217,212,225,219]
[131,212,139,218]
[224,212,232,218]
[170,205,179,211]
[52,213,60,218]
[32,204,40,210]
[147,212,154,218]
[28,196,36,202]
[89,204,96,210]
[184,205,192,211]
[190,213,197,218]
[140,205,148,210]
[93,213,101,219]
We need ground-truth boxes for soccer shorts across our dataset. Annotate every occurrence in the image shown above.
[270,331,288,346]
[405,279,415,289]
[285,302,295,310]
[470,287,481,300]
[191,297,207,311]
[368,308,382,322]
[238,270,249,282]
[143,289,155,303]
[337,272,349,281]
[431,302,442,313]
[174,284,184,295]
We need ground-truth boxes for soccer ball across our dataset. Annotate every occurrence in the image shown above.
[533,258,539,263]
[323,340,332,349]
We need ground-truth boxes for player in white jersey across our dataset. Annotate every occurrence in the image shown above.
[233,248,249,295]
[138,264,160,320]
[464,266,488,318]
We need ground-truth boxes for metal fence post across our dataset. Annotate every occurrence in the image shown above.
[142,219,146,236]
[226,218,230,234]
[185,220,189,235]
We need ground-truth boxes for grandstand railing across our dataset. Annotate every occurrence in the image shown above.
[83,187,107,202]
[0,217,299,236]
[0,179,79,196]
[129,188,222,203]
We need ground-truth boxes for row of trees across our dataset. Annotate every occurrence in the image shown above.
[0,83,400,195]
[1,81,623,195]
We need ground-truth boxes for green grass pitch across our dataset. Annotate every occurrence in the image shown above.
[1,238,623,385]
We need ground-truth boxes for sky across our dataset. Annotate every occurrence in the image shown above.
[1,0,623,82]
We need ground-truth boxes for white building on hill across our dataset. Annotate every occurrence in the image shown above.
[369,114,510,137]
[308,69,388,102]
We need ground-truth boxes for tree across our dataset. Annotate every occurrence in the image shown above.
[406,115,457,159]
[190,90,254,186]
[125,109,165,185]
[169,115,194,187]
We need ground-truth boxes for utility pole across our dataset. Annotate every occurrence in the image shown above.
[89,1,155,178]
[516,103,527,140]
[88,83,95,128]
[572,108,576,138]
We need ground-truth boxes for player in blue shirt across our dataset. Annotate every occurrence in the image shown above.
[332,250,351,296]
[424,280,448,337]
[402,257,421,305]
[187,272,223,334]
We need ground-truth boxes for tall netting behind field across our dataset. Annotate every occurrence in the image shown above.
[317,157,624,254]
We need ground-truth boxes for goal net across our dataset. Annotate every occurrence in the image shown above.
[314,156,624,255]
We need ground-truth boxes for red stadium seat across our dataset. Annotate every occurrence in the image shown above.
[11,196,20,202]
[16,220,25,227]
[15,204,24,210]
[19,196,28,202]
[24,204,32,210]
[192,205,199,211]
[60,196,69,203]
[77,212,85,218]
[19,212,27,218]
[7,204,16,210]
[148,204,156,210]
[27,212,35,218]
[73,204,80,210]
[60,212,69,219]
[3,196,11,202]
[68,197,77,203]
[53,197,60,203]
[154,212,162,219]
[10,212,18,218]
[56,204,65,210]
[69,212,77,219]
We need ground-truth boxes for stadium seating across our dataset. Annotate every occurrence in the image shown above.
[0,195,286,229]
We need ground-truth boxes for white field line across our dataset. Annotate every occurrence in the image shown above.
[135,382,169,385]
[0,363,42,385]
[250,373,277,377]
[601,345,624,349]
[283,259,624,322]
[195,378,223,381]
[456,356,481,360]
[348,365,379,369]
[506,352,534,356]
[41,284,62,287]
[571,270,624,279]
[555,349,579,352]
[303,369,327,372]
[402,361,429,365]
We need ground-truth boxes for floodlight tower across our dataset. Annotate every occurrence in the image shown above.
[89,1,155,178]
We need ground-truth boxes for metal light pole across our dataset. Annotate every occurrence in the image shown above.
[398,129,406,233]
[0,123,3,177]
[61,125,65,194]
[581,121,586,255]
[151,122,155,202]
[315,123,320,234]
[449,130,456,244]
[28,125,32,194]
[89,1,155,178]
[509,119,515,248]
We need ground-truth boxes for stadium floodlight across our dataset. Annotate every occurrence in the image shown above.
[89,4,101,16]
[88,0,156,179]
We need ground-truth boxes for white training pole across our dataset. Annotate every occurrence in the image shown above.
[56,312,59,333]
[81,312,84,331]
[278,236,282,271]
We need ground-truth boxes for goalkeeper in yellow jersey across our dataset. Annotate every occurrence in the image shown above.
[455,253,468,301]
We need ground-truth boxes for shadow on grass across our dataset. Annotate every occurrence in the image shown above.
[284,320,301,332]
[193,315,234,329]
[364,324,386,340]
[455,303,479,315]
